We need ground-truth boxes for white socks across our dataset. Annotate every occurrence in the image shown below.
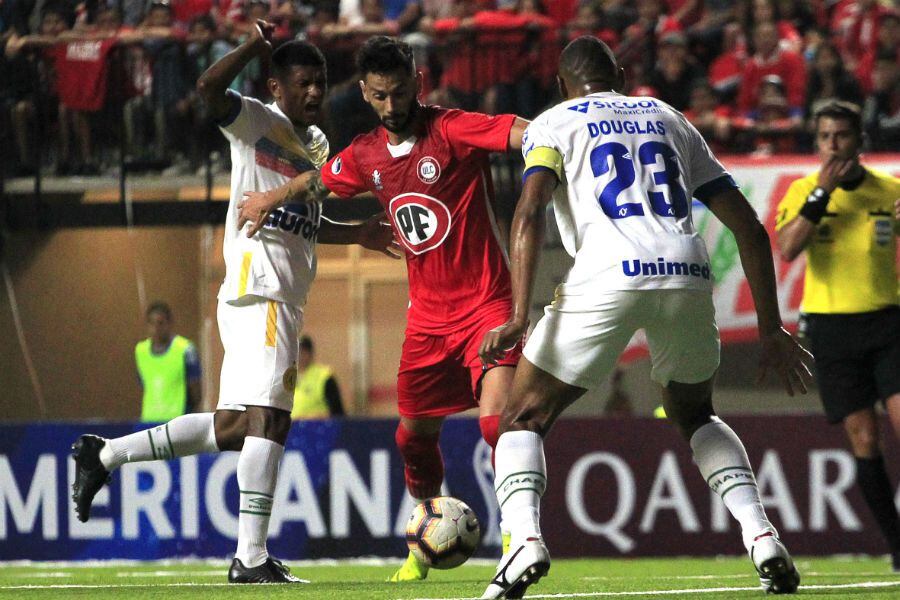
[235,436,284,568]
[691,417,772,549]
[99,413,219,471]
[494,431,546,546]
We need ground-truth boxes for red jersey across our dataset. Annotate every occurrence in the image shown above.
[51,37,118,111]
[737,48,807,114]
[322,107,516,334]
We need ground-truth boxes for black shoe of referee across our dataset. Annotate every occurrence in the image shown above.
[71,434,111,523]
[228,557,308,584]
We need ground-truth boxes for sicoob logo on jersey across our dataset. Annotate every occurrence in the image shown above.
[389,193,451,255]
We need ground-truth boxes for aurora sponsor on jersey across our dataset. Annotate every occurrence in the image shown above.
[265,202,320,240]
[622,257,711,280]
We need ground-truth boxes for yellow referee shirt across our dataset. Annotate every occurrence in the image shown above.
[775,167,900,314]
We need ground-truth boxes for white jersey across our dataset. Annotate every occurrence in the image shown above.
[523,92,732,297]
[218,90,329,308]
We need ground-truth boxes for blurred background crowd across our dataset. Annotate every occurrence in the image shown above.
[1,0,899,179]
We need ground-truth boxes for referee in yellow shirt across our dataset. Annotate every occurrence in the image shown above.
[775,101,900,571]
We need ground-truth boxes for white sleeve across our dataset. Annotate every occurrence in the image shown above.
[217,90,272,147]
[521,114,562,161]
[679,115,730,194]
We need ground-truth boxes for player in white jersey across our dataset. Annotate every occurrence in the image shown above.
[478,37,813,598]
[69,21,398,584]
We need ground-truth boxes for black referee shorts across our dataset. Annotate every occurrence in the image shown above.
[803,306,900,424]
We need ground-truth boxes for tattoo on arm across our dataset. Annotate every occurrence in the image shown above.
[306,171,329,200]
[289,171,329,203]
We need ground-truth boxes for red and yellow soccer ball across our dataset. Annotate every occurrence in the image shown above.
[405,496,481,569]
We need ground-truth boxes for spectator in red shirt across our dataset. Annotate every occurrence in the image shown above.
[49,7,135,175]
[421,0,481,110]
[425,0,533,112]
[735,74,803,156]
[842,0,892,70]
[707,22,748,103]
[495,0,556,117]
[737,20,806,115]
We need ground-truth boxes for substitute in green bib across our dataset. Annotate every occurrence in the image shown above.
[291,335,344,419]
[136,301,201,421]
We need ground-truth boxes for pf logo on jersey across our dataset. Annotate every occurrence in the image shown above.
[388,192,451,255]
[417,156,441,184]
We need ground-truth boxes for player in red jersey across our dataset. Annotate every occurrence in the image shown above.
[239,36,528,580]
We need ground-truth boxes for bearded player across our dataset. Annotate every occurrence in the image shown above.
[238,35,528,581]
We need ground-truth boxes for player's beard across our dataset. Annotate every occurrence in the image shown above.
[381,101,419,134]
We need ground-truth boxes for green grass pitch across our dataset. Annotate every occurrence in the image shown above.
[1,556,898,599]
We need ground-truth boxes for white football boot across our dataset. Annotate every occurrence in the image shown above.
[481,536,550,599]
[749,530,800,594]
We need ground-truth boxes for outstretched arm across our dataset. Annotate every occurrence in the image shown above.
[238,170,331,237]
[507,117,530,151]
[702,186,813,395]
[479,168,556,364]
[317,213,402,258]
[196,19,273,122]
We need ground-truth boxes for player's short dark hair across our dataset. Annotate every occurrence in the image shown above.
[271,40,326,81]
[146,301,172,321]
[813,100,862,136]
[356,36,414,77]
[300,335,314,352]
[559,35,618,87]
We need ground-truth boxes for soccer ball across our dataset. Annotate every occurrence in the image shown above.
[406,496,481,569]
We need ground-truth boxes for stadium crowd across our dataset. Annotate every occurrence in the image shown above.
[1,0,898,177]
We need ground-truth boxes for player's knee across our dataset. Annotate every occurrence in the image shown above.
[213,411,246,451]
[245,407,291,445]
[503,394,555,437]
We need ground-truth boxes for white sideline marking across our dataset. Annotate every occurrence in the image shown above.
[0,584,261,590]
[408,580,900,600]
[581,571,897,581]
[0,557,496,568]
[116,571,224,577]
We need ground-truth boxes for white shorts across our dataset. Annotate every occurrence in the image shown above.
[524,289,720,389]
[216,297,302,413]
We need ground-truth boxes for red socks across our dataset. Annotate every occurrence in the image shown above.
[395,416,502,498]
[395,422,443,499]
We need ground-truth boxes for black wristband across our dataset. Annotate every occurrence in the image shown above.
[798,187,830,224]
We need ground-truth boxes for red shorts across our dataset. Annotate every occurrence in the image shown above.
[397,305,523,419]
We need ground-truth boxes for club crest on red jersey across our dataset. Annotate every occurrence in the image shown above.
[416,156,441,184]
[389,193,451,255]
